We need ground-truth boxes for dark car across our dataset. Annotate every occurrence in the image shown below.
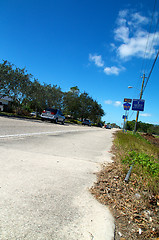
[97,123,103,128]
[105,124,111,129]
[41,108,65,124]
[82,119,92,126]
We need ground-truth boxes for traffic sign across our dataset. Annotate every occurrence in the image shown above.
[124,98,132,103]
[122,115,127,119]
[123,102,131,110]
[132,99,145,111]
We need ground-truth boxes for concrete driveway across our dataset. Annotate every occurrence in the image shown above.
[0,117,115,240]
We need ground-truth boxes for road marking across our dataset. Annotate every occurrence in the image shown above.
[0,129,97,139]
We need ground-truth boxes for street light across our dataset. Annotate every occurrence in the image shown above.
[128,86,140,91]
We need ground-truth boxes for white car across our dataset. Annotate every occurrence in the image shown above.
[41,108,65,124]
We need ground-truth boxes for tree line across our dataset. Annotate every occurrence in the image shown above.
[126,120,159,135]
[0,60,104,123]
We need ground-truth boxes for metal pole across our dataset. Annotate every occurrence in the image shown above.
[125,110,128,132]
[134,74,145,133]
[123,110,127,132]
[124,163,134,182]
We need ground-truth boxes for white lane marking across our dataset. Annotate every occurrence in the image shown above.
[0,129,93,139]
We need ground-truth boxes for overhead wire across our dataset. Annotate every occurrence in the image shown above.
[135,0,159,95]
[127,110,135,120]
[140,0,158,75]
[124,0,159,121]
[144,14,159,76]
[143,48,159,93]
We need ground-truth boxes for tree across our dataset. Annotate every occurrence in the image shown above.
[63,87,80,118]
[89,99,104,123]
[0,60,105,122]
[78,92,90,120]
[0,60,31,103]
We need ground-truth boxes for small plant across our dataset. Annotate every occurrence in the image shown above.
[123,151,159,177]
[114,131,159,194]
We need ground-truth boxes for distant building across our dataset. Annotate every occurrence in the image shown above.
[0,96,13,111]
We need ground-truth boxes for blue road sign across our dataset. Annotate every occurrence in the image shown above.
[132,99,145,111]
[123,102,131,110]
[122,115,127,119]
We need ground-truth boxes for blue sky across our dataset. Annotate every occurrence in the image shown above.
[0,0,159,126]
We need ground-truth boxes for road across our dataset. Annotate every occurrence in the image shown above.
[0,116,115,240]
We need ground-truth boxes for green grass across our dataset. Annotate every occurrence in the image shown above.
[114,131,159,194]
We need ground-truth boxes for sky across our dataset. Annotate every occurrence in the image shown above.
[0,0,159,126]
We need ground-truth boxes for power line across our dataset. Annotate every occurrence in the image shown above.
[143,48,159,93]
[144,14,159,75]
[128,110,135,120]
[141,0,158,75]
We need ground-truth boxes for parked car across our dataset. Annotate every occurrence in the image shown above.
[82,119,92,126]
[30,111,40,117]
[97,123,103,128]
[41,108,65,124]
[105,124,111,129]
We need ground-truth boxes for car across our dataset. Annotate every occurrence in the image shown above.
[82,119,92,126]
[41,108,65,124]
[30,111,40,117]
[97,123,103,128]
[105,124,111,129]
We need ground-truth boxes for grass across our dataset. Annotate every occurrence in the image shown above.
[0,111,41,120]
[114,131,159,195]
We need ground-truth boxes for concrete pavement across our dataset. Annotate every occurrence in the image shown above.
[0,117,115,239]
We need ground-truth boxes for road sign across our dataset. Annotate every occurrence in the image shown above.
[122,115,127,119]
[132,99,145,111]
[124,98,132,103]
[123,102,131,110]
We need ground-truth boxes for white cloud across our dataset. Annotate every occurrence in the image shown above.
[114,26,129,43]
[104,100,112,105]
[89,54,104,67]
[104,100,122,107]
[104,66,125,75]
[114,101,122,107]
[118,10,128,18]
[110,43,117,51]
[114,10,159,60]
[89,53,124,76]
[131,12,149,26]
[117,31,159,59]
[88,10,159,77]
[140,113,151,117]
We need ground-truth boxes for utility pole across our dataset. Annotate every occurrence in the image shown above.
[134,74,145,133]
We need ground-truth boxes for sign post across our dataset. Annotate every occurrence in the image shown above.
[133,74,145,133]
[123,102,131,132]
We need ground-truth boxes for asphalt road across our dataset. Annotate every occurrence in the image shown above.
[0,116,116,240]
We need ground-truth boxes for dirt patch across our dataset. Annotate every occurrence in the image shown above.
[142,133,159,148]
[90,148,159,240]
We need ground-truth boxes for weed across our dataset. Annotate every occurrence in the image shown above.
[114,131,159,195]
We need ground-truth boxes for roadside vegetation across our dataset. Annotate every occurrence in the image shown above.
[0,60,104,123]
[126,120,159,135]
[91,131,159,239]
[115,131,159,195]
